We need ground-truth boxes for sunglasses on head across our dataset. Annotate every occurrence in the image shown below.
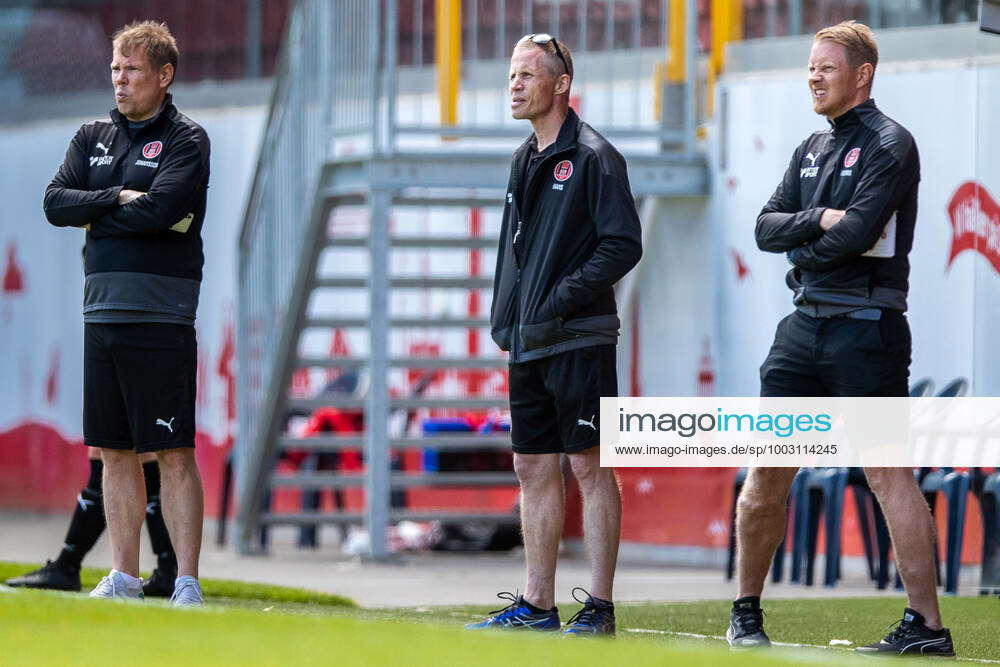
[528,33,570,76]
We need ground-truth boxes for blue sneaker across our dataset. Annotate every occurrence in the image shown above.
[465,592,561,631]
[562,588,616,637]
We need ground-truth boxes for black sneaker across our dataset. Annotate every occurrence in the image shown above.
[727,596,771,649]
[856,608,955,658]
[562,587,616,637]
[5,560,81,591]
[142,559,177,598]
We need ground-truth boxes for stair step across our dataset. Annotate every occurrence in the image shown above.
[270,471,517,489]
[304,317,491,329]
[295,356,507,369]
[324,237,495,249]
[280,435,512,450]
[259,510,519,526]
[285,397,508,411]
[314,277,493,289]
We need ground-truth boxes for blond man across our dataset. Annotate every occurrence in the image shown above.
[43,20,209,605]
[728,21,953,656]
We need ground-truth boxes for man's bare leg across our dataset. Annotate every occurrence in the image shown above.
[155,447,203,579]
[567,449,620,602]
[864,467,942,629]
[514,452,564,609]
[736,467,800,598]
[100,448,144,578]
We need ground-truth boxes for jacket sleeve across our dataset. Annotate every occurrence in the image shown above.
[788,138,916,271]
[755,140,825,252]
[550,152,643,319]
[88,128,210,238]
[43,125,122,227]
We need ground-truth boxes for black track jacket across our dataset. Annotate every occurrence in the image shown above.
[756,99,919,314]
[491,108,642,363]
[43,94,210,281]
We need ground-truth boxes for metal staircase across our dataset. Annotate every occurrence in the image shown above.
[235,0,708,557]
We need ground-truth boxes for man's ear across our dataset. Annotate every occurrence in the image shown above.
[159,63,175,90]
[554,73,571,96]
[857,63,873,90]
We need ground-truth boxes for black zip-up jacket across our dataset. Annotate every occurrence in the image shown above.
[756,99,919,314]
[491,108,642,363]
[43,93,210,281]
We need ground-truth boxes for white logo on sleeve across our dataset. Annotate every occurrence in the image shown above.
[805,152,820,166]
[156,417,176,433]
[96,142,110,155]
[577,414,598,431]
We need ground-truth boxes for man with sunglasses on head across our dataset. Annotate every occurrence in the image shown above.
[466,34,642,636]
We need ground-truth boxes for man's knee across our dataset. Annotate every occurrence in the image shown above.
[737,468,798,520]
[567,450,611,489]
[155,447,197,475]
[513,453,561,488]
[100,447,137,467]
[864,467,919,500]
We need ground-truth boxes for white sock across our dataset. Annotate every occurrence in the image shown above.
[111,569,142,589]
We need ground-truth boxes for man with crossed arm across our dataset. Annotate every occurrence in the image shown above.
[730,21,953,657]
[43,20,208,605]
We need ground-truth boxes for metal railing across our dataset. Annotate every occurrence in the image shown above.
[236,0,340,514]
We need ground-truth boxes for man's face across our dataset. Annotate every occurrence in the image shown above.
[807,40,863,119]
[508,46,562,121]
[111,46,169,121]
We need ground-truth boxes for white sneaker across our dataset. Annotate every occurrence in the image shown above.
[170,575,203,606]
[89,569,143,600]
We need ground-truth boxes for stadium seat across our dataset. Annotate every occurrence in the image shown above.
[977,469,1000,595]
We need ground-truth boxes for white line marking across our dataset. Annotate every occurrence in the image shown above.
[623,628,1000,664]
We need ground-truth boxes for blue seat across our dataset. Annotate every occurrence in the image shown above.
[977,470,1000,595]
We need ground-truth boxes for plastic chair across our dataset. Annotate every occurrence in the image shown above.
[920,468,971,594]
[976,470,1000,595]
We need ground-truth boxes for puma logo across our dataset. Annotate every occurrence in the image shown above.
[96,142,110,155]
[577,414,597,431]
[156,417,175,433]
[805,152,820,166]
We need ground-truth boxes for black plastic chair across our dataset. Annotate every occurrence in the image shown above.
[975,469,1000,595]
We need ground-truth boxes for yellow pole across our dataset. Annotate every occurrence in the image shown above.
[708,0,743,116]
[667,0,685,82]
[436,0,461,127]
[655,0,686,121]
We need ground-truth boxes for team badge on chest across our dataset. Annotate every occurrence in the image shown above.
[844,147,861,168]
[553,160,573,182]
[142,141,163,159]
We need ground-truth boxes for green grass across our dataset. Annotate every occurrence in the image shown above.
[0,561,355,613]
[2,561,997,665]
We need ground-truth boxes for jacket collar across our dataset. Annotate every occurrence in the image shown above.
[110,93,176,133]
[828,98,876,132]
[516,106,582,157]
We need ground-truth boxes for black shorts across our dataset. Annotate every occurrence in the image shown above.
[760,310,910,397]
[83,323,197,453]
[508,344,618,455]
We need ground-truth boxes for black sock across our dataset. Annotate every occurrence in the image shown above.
[142,461,176,566]
[55,460,105,570]
[522,598,554,614]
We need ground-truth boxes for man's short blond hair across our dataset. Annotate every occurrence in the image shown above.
[814,20,878,70]
[514,34,574,80]
[113,20,179,75]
